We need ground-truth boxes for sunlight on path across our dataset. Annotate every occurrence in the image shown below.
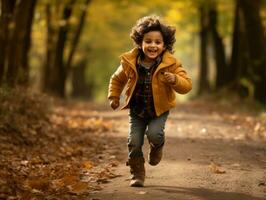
[89,108,266,200]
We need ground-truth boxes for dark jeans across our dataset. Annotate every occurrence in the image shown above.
[128,110,169,158]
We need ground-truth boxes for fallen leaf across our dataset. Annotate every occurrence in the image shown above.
[137,191,147,194]
[26,178,50,191]
[209,162,226,174]
[258,182,266,187]
[254,123,261,132]
[21,160,29,166]
[83,161,94,170]
[68,181,88,195]
[231,163,241,167]
[52,175,79,189]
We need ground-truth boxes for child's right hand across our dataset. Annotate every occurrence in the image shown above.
[109,98,120,110]
[164,72,176,84]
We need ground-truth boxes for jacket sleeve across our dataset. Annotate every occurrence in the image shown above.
[171,63,192,94]
[108,64,128,99]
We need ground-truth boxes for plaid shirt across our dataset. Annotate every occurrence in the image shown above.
[130,55,162,118]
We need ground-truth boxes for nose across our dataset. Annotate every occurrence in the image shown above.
[151,42,156,47]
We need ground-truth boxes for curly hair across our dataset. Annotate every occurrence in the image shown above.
[130,15,176,53]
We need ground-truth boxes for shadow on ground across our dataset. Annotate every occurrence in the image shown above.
[149,185,266,200]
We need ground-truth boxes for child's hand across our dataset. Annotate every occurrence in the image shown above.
[109,97,119,110]
[164,72,176,84]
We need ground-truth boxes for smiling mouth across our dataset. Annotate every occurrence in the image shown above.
[148,49,157,53]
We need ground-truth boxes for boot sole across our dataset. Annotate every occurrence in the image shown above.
[130,180,144,187]
[148,160,160,166]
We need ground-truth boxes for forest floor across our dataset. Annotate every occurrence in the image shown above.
[0,89,266,199]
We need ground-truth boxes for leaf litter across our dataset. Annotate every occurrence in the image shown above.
[0,89,121,199]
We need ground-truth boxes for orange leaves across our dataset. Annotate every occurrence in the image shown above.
[209,161,226,174]
[65,117,114,132]
[51,174,89,195]
[52,175,79,189]
[68,182,89,195]
[51,104,115,133]
[83,160,94,170]
[17,160,119,197]
[0,91,120,199]
[25,178,50,192]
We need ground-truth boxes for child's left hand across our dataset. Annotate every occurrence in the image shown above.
[164,72,176,84]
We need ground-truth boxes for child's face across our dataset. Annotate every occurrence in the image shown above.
[141,31,165,62]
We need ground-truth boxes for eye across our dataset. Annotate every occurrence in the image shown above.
[155,40,163,44]
[144,40,151,44]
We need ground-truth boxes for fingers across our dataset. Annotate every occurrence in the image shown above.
[164,72,176,84]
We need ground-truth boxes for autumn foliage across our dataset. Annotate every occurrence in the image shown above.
[0,88,120,199]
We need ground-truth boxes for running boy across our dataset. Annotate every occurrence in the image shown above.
[108,15,192,187]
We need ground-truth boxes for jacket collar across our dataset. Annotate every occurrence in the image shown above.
[120,48,176,72]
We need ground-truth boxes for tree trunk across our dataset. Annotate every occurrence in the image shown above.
[18,0,37,85]
[52,0,75,97]
[229,0,250,97]
[198,6,210,95]
[71,59,93,98]
[65,0,91,75]
[42,3,55,92]
[240,0,266,103]
[208,7,228,89]
[0,0,16,84]
[230,0,241,83]
[6,0,37,87]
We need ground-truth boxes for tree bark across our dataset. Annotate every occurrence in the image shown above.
[240,0,266,103]
[42,3,55,92]
[229,0,250,97]
[208,7,228,89]
[230,0,241,83]
[18,0,37,85]
[71,58,92,98]
[0,0,16,84]
[65,0,91,75]
[52,0,75,97]
[6,0,37,87]
[198,6,210,94]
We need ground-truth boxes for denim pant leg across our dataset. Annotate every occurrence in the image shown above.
[146,111,169,148]
[128,111,147,158]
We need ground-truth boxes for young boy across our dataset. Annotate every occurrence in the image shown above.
[108,15,192,187]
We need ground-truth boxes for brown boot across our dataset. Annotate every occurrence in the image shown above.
[148,143,163,166]
[126,157,145,187]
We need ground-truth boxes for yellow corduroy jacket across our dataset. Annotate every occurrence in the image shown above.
[108,48,192,116]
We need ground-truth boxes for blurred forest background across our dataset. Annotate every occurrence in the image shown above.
[0,0,266,103]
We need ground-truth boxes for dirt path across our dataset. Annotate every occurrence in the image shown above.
[89,103,266,200]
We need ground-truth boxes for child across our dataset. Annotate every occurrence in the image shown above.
[108,15,192,187]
